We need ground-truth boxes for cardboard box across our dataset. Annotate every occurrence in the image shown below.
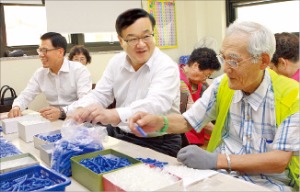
[33,129,61,150]
[71,149,141,192]
[18,118,51,142]
[103,164,183,191]
[1,113,42,134]
[0,153,39,174]
[1,116,25,134]
[39,143,55,166]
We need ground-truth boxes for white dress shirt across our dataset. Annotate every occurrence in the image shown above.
[70,47,180,132]
[13,58,92,111]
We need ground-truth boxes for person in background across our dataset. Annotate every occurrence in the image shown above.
[129,21,299,191]
[8,32,92,121]
[69,8,182,157]
[68,45,92,65]
[180,47,221,146]
[270,32,299,82]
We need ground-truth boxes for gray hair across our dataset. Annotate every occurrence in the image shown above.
[226,21,276,59]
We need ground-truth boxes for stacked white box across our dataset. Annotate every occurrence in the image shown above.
[1,113,42,134]
[1,116,26,134]
[18,118,51,142]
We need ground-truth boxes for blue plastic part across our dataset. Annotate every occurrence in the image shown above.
[0,137,22,158]
[0,165,71,191]
[79,155,131,174]
[51,140,103,177]
[37,133,62,143]
[136,126,147,137]
[136,157,168,168]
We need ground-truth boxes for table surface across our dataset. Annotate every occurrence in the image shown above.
[1,111,270,191]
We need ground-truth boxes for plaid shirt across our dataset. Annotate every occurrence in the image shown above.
[183,70,300,191]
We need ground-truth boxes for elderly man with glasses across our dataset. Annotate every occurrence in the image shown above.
[69,8,182,157]
[8,32,92,121]
[128,21,299,191]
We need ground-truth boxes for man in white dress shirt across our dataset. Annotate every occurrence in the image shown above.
[8,32,92,121]
[70,8,182,157]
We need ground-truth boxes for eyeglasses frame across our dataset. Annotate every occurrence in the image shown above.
[122,33,154,47]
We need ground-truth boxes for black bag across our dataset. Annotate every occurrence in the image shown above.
[0,85,17,113]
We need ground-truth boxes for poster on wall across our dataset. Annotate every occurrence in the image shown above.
[148,0,177,49]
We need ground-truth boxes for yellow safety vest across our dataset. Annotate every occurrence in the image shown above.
[207,69,299,189]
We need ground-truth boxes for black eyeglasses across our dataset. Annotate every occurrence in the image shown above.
[123,34,154,46]
[36,48,59,55]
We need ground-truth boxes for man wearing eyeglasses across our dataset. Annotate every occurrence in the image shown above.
[128,21,299,191]
[8,32,92,121]
[69,8,181,157]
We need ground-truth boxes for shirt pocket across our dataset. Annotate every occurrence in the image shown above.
[252,131,275,153]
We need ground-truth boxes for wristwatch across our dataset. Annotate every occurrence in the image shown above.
[59,107,66,120]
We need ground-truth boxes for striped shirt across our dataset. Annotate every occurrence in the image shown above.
[183,70,299,191]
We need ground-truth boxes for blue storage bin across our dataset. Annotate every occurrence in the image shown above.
[0,165,71,191]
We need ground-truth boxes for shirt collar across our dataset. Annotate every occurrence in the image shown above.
[232,70,271,111]
[46,58,69,75]
[123,47,158,72]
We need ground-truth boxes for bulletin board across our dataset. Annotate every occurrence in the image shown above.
[148,0,177,49]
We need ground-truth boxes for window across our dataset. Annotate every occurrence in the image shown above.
[0,3,121,57]
[226,0,299,33]
[4,5,47,46]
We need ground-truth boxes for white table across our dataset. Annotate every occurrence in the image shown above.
[1,112,270,191]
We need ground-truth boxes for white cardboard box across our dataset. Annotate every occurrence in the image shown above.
[1,111,41,134]
[39,143,55,166]
[1,116,26,134]
[18,118,51,142]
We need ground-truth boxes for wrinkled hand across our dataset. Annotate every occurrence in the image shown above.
[128,112,163,137]
[177,145,218,169]
[8,106,22,118]
[71,103,120,125]
[39,106,60,121]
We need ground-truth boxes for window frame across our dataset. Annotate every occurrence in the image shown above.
[0,3,122,58]
[225,0,294,26]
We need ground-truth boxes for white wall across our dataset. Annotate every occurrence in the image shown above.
[0,0,226,111]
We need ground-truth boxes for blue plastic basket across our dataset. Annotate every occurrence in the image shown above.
[0,165,71,191]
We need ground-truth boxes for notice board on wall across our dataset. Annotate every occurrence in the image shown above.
[148,0,177,49]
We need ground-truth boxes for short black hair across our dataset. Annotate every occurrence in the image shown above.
[187,47,221,71]
[68,45,92,64]
[115,8,156,37]
[271,32,299,66]
[40,32,67,56]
